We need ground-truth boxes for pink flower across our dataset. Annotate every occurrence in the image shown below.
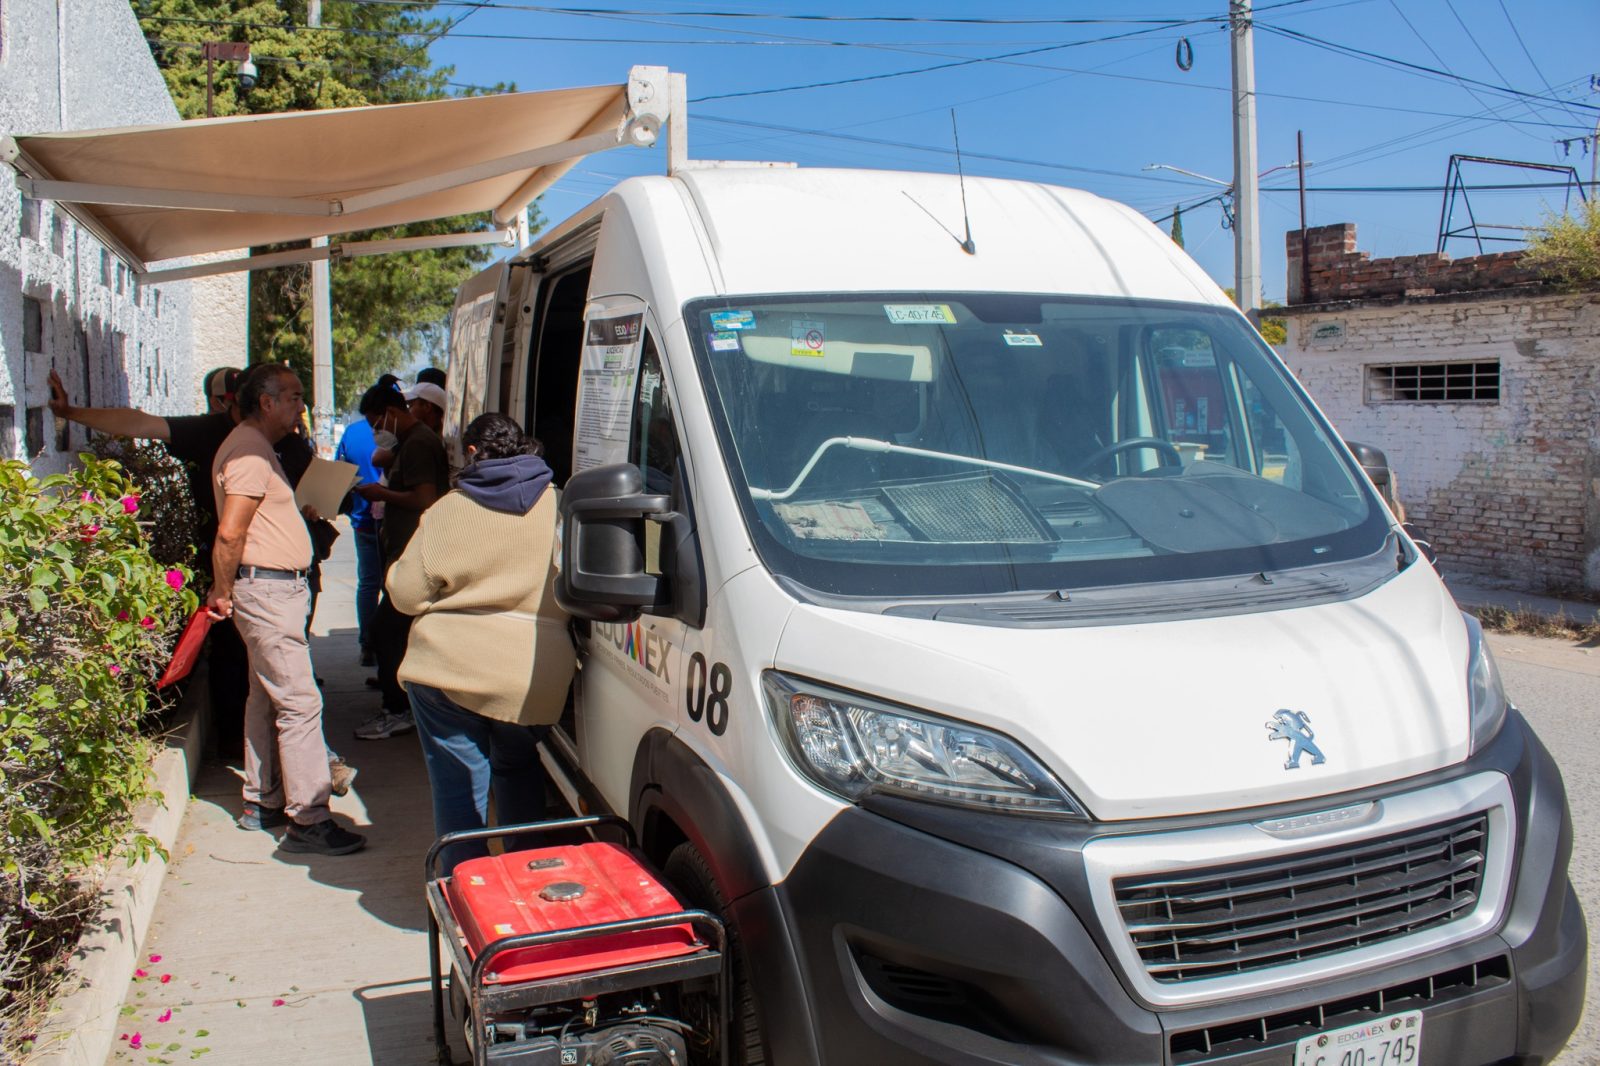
[81,491,94,502]
[159,973,171,984]
[156,1009,172,1023]
[120,495,140,514]
[164,570,185,591]
[148,954,161,963]
[128,1032,142,1049]
[139,616,155,629]
[116,611,129,622]
[272,998,285,1007]
[79,524,100,542]
[134,968,148,979]
[108,665,121,677]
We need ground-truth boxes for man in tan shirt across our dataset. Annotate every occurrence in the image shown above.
[208,365,366,856]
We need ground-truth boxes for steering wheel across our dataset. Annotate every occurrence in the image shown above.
[1071,437,1183,480]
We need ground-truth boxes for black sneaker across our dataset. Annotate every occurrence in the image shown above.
[280,819,367,856]
[238,803,287,831]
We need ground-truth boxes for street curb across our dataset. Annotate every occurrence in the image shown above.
[27,673,207,1066]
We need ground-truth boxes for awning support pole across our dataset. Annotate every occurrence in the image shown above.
[137,229,515,284]
[15,176,338,216]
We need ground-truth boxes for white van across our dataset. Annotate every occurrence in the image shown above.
[445,167,1585,1065]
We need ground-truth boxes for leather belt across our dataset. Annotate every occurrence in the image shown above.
[238,566,307,581]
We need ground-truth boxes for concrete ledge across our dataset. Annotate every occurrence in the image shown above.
[27,676,207,1066]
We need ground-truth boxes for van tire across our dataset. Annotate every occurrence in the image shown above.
[664,841,766,1066]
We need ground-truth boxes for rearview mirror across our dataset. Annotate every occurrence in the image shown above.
[1343,439,1405,522]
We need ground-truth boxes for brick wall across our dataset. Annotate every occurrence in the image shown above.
[1281,290,1600,594]
[1286,223,1546,304]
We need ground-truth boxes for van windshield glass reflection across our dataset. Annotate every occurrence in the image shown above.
[689,295,1387,597]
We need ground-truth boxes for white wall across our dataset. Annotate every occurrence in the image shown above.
[0,0,247,472]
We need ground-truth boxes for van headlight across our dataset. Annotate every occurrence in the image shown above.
[1463,613,1509,752]
[762,672,1086,816]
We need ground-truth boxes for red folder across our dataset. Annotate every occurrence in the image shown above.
[157,609,215,688]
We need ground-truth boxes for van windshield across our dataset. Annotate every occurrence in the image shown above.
[687,294,1388,597]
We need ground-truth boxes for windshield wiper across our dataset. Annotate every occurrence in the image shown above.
[749,437,1100,501]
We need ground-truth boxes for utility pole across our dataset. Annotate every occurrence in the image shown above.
[308,0,335,454]
[1297,130,1310,304]
[1230,0,1262,324]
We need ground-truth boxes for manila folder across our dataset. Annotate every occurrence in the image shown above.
[294,457,360,519]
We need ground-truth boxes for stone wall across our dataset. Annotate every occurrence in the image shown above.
[1281,278,1600,593]
[1286,223,1547,305]
[0,0,246,474]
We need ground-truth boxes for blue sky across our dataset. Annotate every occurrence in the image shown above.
[429,0,1599,302]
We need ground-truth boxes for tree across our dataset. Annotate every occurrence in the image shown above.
[1223,287,1288,346]
[1170,205,1184,248]
[133,1,535,407]
[1523,200,1600,291]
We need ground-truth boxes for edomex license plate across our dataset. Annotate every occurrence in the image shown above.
[1294,1009,1422,1066]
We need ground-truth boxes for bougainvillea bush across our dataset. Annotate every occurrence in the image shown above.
[0,456,197,1059]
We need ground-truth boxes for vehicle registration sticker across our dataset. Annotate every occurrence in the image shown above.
[1294,1010,1422,1066]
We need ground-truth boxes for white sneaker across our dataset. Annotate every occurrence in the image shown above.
[354,710,414,741]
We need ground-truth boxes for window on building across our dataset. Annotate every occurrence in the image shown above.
[1366,361,1499,404]
[0,407,13,458]
[100,248,111,287]
[152,288,161,317]
[22,296,43,353]
[77,328,92,409]
[115,263,125,295]
[25,406,44,458]
[50,210,65,255]
[20,196,39,240]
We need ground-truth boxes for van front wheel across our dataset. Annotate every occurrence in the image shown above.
[663,842,767,1066]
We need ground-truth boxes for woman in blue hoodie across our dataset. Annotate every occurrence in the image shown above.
[387,413,575,871]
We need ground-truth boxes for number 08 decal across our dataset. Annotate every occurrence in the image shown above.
[686,652,731,736]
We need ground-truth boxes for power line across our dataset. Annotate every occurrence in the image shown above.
[1256,23,1600,113]
[1494,0,1589,128]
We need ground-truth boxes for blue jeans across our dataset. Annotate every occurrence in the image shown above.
[352,525,381,651]
[407,682,549,874]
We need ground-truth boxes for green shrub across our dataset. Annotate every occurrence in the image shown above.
[0,456,197,1058]
[1524,200,1600,291]
[87,436,200,575]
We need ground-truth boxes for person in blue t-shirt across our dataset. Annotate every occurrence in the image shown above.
[337,382,404,665]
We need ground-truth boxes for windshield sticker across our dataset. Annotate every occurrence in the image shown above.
[790,320,826,358]
[708,331,743,353]
[775,499,898,541]
[883,303,956,325]
[709,309,756,331]
[1002,330,1043,347]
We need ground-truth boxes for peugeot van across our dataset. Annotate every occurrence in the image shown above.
[444,167,1585,1065]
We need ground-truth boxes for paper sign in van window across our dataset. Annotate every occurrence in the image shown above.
[883,304,956,325]
[708,331,742,353]
[791,320,826,358]
[709,310,756,331]
[1003,330,1043,347]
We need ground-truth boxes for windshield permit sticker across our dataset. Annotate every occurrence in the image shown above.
[710,309,756,331]
[883,303,957,325]
[708,331,743,353]
[1002,330,1043,347]
[791,320,826,358]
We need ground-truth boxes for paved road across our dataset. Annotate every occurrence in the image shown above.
[1491,631,1599,1065]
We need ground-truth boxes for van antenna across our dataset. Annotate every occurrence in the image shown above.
[951,108,976,256]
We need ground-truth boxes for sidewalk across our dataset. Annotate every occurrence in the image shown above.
[1444,573,1600,627]
[104,523,467,1065]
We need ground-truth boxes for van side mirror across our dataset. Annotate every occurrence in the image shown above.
[555,464,674,623]
[1343,439,1406,522]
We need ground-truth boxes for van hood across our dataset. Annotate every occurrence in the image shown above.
[770,561,1470,821]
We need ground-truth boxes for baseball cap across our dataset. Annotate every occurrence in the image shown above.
[403,381,448,413]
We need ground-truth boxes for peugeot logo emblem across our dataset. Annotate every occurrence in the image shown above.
[1266,709,1326,770]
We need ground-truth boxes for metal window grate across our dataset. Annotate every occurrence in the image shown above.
[1366,361,1499,403]
[1114,813,1488,984]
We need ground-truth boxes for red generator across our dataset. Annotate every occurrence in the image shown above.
[425,815,728,1066]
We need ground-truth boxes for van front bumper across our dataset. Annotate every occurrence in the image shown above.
[748,711,1585,1065]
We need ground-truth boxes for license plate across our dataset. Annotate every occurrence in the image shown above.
[1294,1009,1423,1066]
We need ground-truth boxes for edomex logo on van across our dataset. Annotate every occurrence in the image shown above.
[586,313,642,347]
[594,620,672,684]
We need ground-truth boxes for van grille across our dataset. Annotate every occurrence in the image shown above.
[1114,814,1488,983]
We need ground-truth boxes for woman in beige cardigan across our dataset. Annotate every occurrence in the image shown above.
[387,412,575,871]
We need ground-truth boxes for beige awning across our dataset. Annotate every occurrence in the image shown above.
[1,66,671,275]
